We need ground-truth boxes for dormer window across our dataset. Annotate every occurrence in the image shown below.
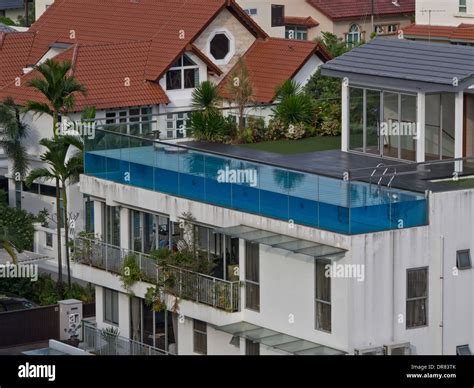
[166,55,199,90]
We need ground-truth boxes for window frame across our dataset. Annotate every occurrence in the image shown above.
[285,25,308,40]
[315,259,331,333]
[459,0,467,13]
[346,24,361,47]
[103,288,119,325]
[245,242,260,312]
[166,55,199,90]
[271,4,285,27]
[457,249,472,270]
[193,319,207,355]
[406,267,429,329]
[210,33,230,61]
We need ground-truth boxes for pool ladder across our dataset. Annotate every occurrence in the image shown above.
[370,163,398,189]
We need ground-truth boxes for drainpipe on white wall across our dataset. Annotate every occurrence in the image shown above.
[454,91,464,173]
[440,235,445,355]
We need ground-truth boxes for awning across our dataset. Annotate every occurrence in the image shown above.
[216,321,346,355]
[215,225,346,259]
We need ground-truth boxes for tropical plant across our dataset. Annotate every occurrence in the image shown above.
[225,57,254,133]
[23,58,86,291]
[119,254,142,293]
[0,97,30,180]
[188,81,229,142]
[0,200,35,253]
[273,80,316,128]
[0,225,19,264]
[25,135,84,289]
[315,31,351,58]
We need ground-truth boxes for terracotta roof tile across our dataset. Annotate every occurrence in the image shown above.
[307,0,415,20]
[0,41,169,111]
[403,23,474,42]
[220,38,331,103]
[0,32,35,88]
[284,16,319,28]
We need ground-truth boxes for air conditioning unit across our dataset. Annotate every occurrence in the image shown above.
[384,342,411,355]
[354,346,384,355]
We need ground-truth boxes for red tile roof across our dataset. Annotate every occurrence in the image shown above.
[0,41,170,111]
[0,32,35,88]
[284,16,319,28]
[403,23,474,42]
[220,39,331,103]
[307,0,415,21]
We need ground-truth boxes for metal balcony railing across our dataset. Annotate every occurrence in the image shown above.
[73,238,240,312]
[82,321,167,356]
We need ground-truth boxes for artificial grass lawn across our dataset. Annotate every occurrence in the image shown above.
[240,136,341,155]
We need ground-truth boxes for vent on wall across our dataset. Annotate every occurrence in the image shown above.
[384,343,411,355]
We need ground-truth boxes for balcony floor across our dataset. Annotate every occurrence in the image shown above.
[183,142,474,193]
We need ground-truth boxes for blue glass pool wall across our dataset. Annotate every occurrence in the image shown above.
[84,130,429,235]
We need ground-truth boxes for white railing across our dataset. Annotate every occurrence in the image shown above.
[73,238,240,312]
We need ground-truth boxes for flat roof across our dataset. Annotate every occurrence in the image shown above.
[321,38,474,92]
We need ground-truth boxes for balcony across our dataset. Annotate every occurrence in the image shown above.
[84,129,428,234]
[73,238,240,313]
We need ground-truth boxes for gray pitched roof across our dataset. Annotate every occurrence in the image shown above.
[0,23,16,32]
[0,0,24,10]
[321,38,474,91]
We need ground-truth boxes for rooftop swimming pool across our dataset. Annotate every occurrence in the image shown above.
[84,131,428,235]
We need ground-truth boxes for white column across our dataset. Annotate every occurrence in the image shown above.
[455,91,464,173]
[93,201,103,240]
[341,82,350,152]
[120,207,130,250]
[416,92,426,163]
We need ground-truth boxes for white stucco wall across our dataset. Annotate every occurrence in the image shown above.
[416,0,474,26]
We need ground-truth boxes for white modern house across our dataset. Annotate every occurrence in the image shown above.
[45,39,474,355]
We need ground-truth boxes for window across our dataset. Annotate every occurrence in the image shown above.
[457,250,472,270]
[165,112,188,139]
[105,107,152,135]
[245,242,260,311]
[245,8,257,16]
[85,197,94,234]
[456,345,472,355]
[104,288,119,325]
[193,319,207,355]
[315,259,331,332]
[346,24,361,47]
[166,55,199,90]
[271,4,285,27]
[406,268,428,329]
[459,0,467,13]
[387,24,398,33]
[210,33,230,61]
[104,205,120,247]
[285,26,308,40]
[246,339,260,355]
[15,181,21,209]
[46,233,53,248]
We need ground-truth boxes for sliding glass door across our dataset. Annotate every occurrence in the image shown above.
[349,87,417,161]
[425,93,455,160]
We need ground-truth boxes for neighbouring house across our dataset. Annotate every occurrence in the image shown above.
[402,0,474,44]
[35,0,53,19]
[237,0,415,44]
[0,0,24,23]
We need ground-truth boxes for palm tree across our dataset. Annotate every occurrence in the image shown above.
[191,81,221,116]
[25,135,84,288]
[23,58,86,289]
[0,225,18,264]
[0,97,29,181]
[225,57,254,133]
[273,80,316,126]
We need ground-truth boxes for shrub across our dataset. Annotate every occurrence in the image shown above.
[273,94,316,126]
[120,254,142,293]
[247,116,266,142]
[188,111,228,142]
[0,204,36,252]
[285,122,307,140]
[266,119,287,141]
